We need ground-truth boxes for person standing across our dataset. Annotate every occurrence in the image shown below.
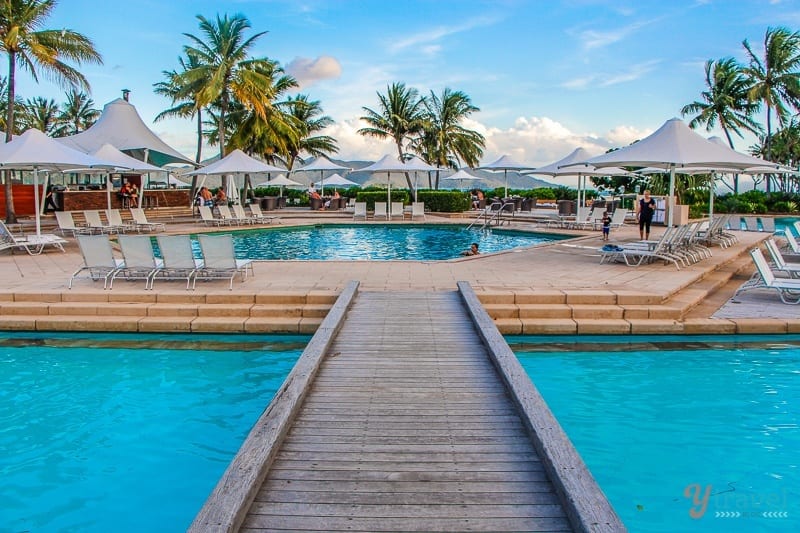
[601,211,611,241]
[636,190,656,240]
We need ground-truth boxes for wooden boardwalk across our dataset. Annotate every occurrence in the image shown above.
[244,291,566,532]
[191,284,624,532]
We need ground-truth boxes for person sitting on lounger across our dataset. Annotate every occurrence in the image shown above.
[214,188,227,206]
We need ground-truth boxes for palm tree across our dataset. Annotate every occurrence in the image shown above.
[413,88,485,189]
[53,90,99,136]
[742,26,800,191]
[0,0,103,223]
[21,96,59,134]
[283,94,337,170]
[179,14,278,160]
[154,55,205,163]
[359,82,426,190]
[681,58,761,193]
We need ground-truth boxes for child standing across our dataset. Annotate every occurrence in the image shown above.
[601,211,612,241]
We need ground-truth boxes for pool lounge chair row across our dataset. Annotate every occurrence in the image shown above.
[56,208,165,236]
[599,220,714,270]
[735,245,800,305]
[0,220,67,255]
[198,204,278,226]
[352,201,426,221]
[69,233,254,291]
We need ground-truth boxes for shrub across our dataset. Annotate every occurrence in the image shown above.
[531,187,557,200]
[771,200,798,213]
[417,190,471,212]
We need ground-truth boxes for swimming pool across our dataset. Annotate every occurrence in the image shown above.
[201,224,566,260]
[510,335,800,532]
[0,332,308,533]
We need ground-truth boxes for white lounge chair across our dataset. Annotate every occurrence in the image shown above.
[608,208,627,228]
[353,202,367,221]
[151,234,203,290]
[130,208,166,232]
[390,202,404,220]
[411,202,425,221]
[248,203,278,224]
[742,216,760,232]
[84,210,123,234]
[197,234,254,290]
[109,234,163,289]
[784,228,800,254]
[764,238,800,278]
[758,216,776,234]
[55,211,91,236]
[217,204,248,225]
[373,202,388,220]
[0,220,67,255]
[735,248,800,304]
[69,234,123,289]
[231,204,257,224]
[198,205,228,226]
[105,209,136,233]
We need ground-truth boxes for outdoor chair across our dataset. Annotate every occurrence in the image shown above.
[411,202,426,221]
[105,209,136,233]
[742,216,760,232]
[83,210,123,234]
[217,204,248,225]
[758,216,776,234]
[734,248,800,305]
[55,211,92,237]
[198,205,228,226]
[783,228,800,254]
[248,203,278,224]
[130,208,166,232]
[373,202,388,220]
[231,204,257,224]
[353,202,367,221]
[608,208,627,228]
[600,226,683,270]
[390,202,404,220]
[109,234,163,289]
[764,238,800,278]
[196,234,254,290]
[151,234,203,290]
[0,220,67,255]
[68,234,124,289]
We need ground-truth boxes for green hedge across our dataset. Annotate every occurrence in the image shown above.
[417,190,471,212]
[356,190,409,210]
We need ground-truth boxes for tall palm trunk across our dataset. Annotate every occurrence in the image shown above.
[219,96,229,193]
[195,109,203,163]
[4,52,17,224]
[766,105,773,193]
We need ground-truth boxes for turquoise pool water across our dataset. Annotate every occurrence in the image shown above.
[509,335,800,532]
[201,224,566,260]
[0,332,308,532]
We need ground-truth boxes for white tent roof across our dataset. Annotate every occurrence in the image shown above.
[442,169,481,181]
[255,173,304,187]
[317,173,358,187]
[360,154,437,173]
[0,129,118,171]
[90,143,164,173]
[58,98,194,167]
[478,154,533,171]
[526,148,631,177]
[573,118,778,171]
[294,155,350,173]
[186,149,285,176]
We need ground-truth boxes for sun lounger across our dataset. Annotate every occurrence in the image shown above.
[151,234,203,290]
[764,238,800,278]
[231,204,257,224]
[68,234,123,289]
[742,216,760,232]
[55,211,92,236]
[84,210,123,234]
[353,202,367,221]
[411,202,425,221]
[216,204,248,225]
[130,208,166,232]
[758,216,776,234]
[105,209,136,233]
[608,209,627,228]
[373,202,388,220]
[248,203,278,224]
[600,226,683,270]
[784,228,800,254]
[197,234,254,290]
[390,202,404,220]
[735,248,800,304]
[109,234,163,289]
[0,220,67,255]
[198,205,228,226]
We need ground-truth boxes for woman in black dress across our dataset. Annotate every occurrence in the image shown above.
[637,190,656,240]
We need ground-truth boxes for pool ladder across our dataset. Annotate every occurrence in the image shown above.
[467,201,513,230]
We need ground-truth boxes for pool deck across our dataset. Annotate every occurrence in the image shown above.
[0,210,796,334]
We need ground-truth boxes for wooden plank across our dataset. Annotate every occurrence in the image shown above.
[268,459,543,472]
[240,515,572,532]
[248,501,567,518]
[255,489,560,505]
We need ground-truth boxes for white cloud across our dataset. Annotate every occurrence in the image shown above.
[572,17,661,49]
[285,55,342,89]
[560,60,660,89]
[388,15,502,54]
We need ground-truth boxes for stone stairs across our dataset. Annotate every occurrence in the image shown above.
[0,290,338,334]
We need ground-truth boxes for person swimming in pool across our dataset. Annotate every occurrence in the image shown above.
[461,242,480,256]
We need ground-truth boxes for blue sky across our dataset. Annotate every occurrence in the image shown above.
[11,0,800,173]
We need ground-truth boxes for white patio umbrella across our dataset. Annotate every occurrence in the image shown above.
[293,155,351,196]
[0,129,119,235]
[525,147,633,209]
[186,149,284,205]
[255,173,304,197]
[441,168,481,190]
[359,154,437,205]
[567,118,779,227]
[316,173,358,190]
[478,155,534,198]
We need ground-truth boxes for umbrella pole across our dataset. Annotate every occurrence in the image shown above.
[504,170,508,198]
[708,174,716,223]
[106,172,112,210]
[667,165,676,228]
[33,166,41,236]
